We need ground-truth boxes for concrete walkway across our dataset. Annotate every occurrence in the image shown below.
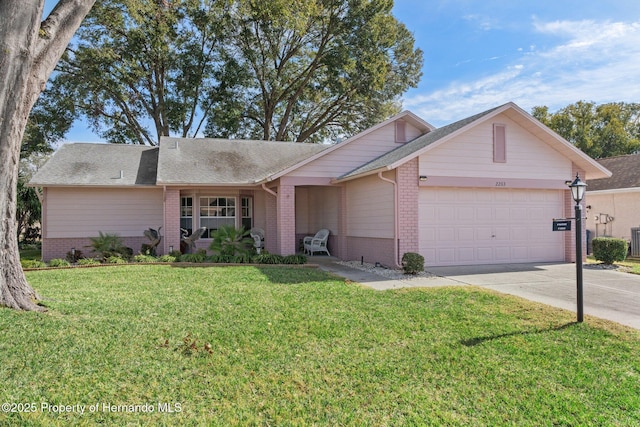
[314,257,640,330]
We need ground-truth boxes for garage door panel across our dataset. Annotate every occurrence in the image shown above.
[494,227,510,240]
[458,248,475,262]
[477,248,493,261]
[477,207,492,221]
[419,188,564,266]
[495,247,511,261]
[476,227,493,240]
[458,227,475,241]
[439,248,455,263]
[512,246,528,259]
[495,207,510,220]
[438,206,455,221]
[458,207,475,220]
[439,227,455,241]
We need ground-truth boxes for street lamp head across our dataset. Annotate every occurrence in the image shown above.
[568,173,587,203]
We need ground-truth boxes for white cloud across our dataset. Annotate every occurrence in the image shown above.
[405,18,640,126]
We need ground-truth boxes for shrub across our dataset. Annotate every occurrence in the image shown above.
[253,253,284,264]
[77,258,101,266]
[158,255,177,263]
[282,254,307,265]
[48,258,71,268]
[106,256,128,264]
[88,232,128,260]
[169,250,182,261]
[140,243,157,256]
[401,252,425,275]
[180,253,207,263]
[592,237,628,265]
[209,225,254,258]
[133,254,158,263]
[21,259,46,269]
[66,249,83,263]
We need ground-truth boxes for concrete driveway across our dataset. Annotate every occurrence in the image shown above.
[425,263,640,330]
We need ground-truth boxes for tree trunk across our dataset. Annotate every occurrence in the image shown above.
[0,0,95,311]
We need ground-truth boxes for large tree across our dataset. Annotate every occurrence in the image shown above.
[205,0,423,142]
[42,0,422,145]
[0,0,95,311]
[45,0,231,145]
[532,101,640,159]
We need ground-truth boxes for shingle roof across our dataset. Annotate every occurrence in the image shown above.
[338,105,503,180]
[29,143,158,186]
[588,153,640,191]
[156,137,328,185]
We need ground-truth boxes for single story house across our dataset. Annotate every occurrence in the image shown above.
[586,153,640,252]
[30,102,611,266]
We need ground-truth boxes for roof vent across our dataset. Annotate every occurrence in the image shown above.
[119,170,124,179]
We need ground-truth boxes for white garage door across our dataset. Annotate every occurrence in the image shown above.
[419,188,565,266]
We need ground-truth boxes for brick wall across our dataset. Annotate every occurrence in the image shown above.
[164,187,181,254]
[396,159,419,260]
[264,188,278,253]
[277,184,296,255]
[42,236,150,261]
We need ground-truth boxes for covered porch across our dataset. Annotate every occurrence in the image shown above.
[161,180,346,258]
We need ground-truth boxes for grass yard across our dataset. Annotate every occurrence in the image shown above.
[1,265,639,425]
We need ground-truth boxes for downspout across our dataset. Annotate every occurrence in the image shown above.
[377,171,401,268]
[162,185,168,255]
[261,182,278,198]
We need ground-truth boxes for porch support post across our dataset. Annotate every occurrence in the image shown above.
[277,184,296,255]
[397,159,420,261]
[164,187,181,255]
[336,185,348,259]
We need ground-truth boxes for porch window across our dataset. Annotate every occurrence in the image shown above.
[180,197,193,235]
[199,196,235,238]
[241,197,252,230]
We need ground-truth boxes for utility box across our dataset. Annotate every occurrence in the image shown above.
[631,227,640,257]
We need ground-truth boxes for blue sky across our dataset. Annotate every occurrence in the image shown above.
[393,0,640,126]
[47,0,640,141]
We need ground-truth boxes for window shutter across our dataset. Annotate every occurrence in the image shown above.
[395,120,406,143]
[493,124,506,163]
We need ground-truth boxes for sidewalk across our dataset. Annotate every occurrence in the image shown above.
[312,256,464,290]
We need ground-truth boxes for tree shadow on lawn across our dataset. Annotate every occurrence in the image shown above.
[255,265,337,284]
[461,322,577,347]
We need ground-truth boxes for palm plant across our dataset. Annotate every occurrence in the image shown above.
[209,225,254,257]
[88,231,128,261]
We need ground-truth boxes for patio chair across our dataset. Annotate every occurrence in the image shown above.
[303,229,330,256]
[250,228,265,254]
[180,227,207,253]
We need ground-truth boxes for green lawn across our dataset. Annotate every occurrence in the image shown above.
[1,265,639,425]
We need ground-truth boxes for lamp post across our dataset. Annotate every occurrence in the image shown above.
[568,173,587,322]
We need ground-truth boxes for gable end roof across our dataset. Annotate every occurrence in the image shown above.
[336,105,503,181]
[336,102,611,182]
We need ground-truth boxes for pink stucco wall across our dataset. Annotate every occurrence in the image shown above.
[345,236,396,267]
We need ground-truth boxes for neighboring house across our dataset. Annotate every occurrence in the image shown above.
[586,154,640,248]
[30,102,610,266]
